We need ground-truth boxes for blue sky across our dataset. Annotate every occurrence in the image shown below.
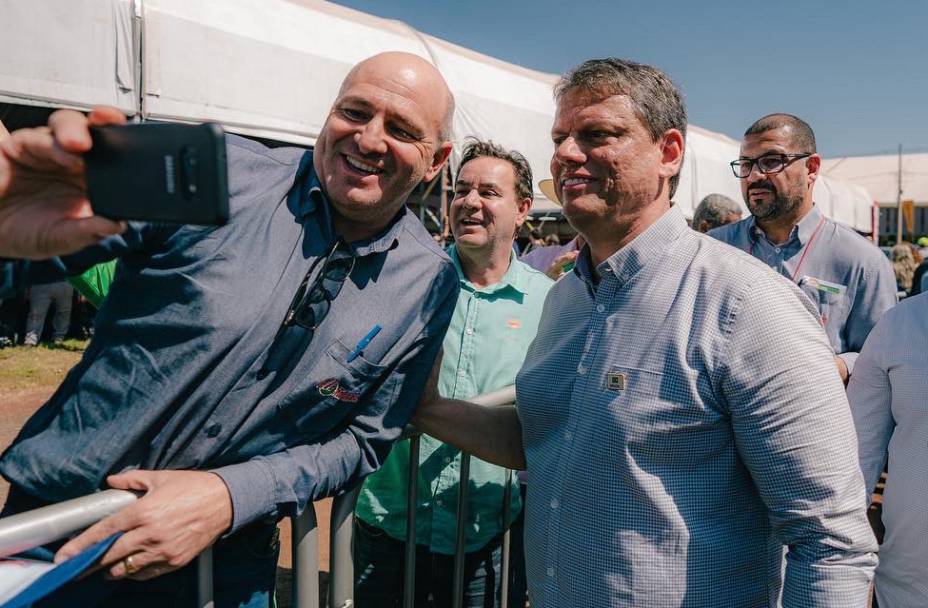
[334,0,927,159]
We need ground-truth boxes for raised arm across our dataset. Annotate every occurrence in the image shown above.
[411,356,526,470]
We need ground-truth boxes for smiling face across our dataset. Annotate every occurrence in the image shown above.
[313,53,453,239]
[451,156,530,254]
[739,126,819,221]
[550,90,683,244]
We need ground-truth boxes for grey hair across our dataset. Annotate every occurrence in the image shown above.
[692,193,742,232]
[456,138,534,202]
[555,58,687,197]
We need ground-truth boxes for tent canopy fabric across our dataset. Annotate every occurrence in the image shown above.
[822,153,928,205]
[0,0,876,230]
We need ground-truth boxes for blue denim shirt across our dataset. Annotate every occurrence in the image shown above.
[0,136,459,533]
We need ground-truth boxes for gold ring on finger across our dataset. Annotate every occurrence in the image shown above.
[124,555,141,575]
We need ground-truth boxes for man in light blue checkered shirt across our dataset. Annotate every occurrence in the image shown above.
[415,57,877,607]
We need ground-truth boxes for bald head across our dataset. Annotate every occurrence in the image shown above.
[341,52,455,141]
[744,113,816,153]
[313,52,456,241]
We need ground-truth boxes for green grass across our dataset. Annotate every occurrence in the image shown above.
[0,340,88,394]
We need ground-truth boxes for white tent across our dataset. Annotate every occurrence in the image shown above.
[821,153,928,204]
[0,0,878,228]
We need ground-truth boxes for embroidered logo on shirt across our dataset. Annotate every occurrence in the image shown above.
[606,371,627,391]
[316,378,360,403]
[506,319,522,329]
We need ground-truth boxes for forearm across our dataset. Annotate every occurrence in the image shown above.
[213,429,367,533]
[413,397,526,470]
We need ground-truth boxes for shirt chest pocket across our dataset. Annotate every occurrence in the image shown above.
[799,279,849,329]
[601,367,728,460]
[276,338,388,433]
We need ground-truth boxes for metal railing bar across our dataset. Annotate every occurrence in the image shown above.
[292,504,320,608]
[467,385,516,408]
[403,435,420,608]
[451,452,471,608]
[0,489,138,558]
[499,468,512,608]
[197,546,215,608]
[328,486,361,608]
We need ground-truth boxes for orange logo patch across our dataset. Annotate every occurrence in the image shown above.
[506,319,521,329]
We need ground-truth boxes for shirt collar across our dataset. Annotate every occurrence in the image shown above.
[449,246,529,295]
[575,206,689,288]
[295,150,402,257]
[748,204,823,247]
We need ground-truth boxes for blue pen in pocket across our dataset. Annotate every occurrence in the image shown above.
[347,324,382,363]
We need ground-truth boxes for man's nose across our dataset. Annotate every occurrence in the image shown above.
[554,136,585,166]
[746,160,766,181]
[462,189,482,209]
[355,118,388,155]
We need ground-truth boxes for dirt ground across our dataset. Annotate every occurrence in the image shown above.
[0,384,332,607]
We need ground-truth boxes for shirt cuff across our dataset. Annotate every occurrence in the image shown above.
[211,458,278,535]
[838,352,858,376]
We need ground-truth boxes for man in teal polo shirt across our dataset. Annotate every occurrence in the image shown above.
[354,139,552,606]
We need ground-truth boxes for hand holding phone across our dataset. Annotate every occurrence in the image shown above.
[0,107,127,259]
[84,123,229,226]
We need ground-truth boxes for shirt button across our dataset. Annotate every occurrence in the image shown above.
[564,431,572,441]
[547,567,555,577]
[443,457,452,464]
[465,327,474,335]
[775,247,781,253]
[577,364,587,375]
[550,498,559,509]
[436,499,443,506]
[205,423,221,438]
[596,304,605,313]
[458,368,466,376]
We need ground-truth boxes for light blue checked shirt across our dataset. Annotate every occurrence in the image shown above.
[709,205,897,374]
[516,206,877,607]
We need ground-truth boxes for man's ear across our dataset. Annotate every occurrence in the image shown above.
[424,142,454,182]
[515,197,532,228]
[659,128,685,181]
[806,153,821,188]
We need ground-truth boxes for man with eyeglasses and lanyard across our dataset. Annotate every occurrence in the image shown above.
[710,113,896,382]
[0,52,458,607]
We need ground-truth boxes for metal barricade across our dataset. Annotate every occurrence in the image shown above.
[293,384,518,608]
[0,489,215,608]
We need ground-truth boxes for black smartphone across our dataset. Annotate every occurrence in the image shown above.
[84,122,229,225]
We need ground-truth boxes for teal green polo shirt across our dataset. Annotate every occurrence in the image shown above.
[355,245,552,553]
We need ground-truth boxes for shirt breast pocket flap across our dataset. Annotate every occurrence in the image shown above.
[277,338,389,422]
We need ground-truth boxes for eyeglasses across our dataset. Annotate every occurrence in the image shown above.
[283,239,356,330]
[730,153,812,178]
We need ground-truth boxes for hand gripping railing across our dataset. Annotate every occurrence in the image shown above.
[291,384,519,608]
[0,489,215,607]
